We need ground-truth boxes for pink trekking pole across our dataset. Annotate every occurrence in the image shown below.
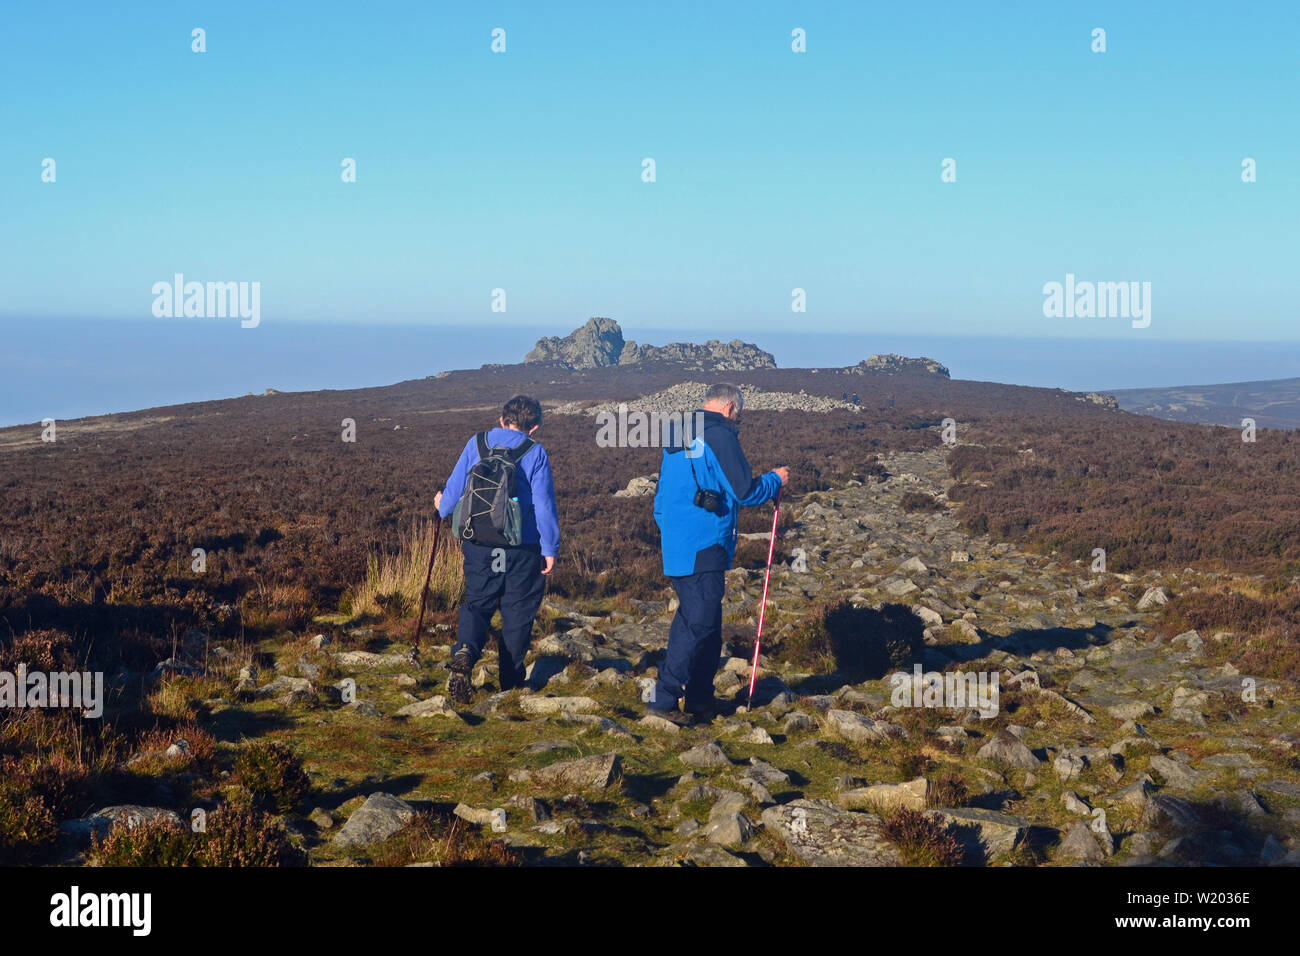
[746,486,782,705]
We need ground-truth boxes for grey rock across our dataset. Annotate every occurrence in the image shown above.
[1140,793,1200,829]
[1148,755,1208,790]
[519,695,600,716]
[1057,821,1110,861]
[334,649,418,669]
[704,811,756,847]
[395,695,463,720]
[838,778,928,812]
[825,709,907,744]
[760,799,902,867]
[1136,587,1170,609]
[680,741,730,769]
[976,729,1040,769]
[60,805,185,845]
[334,793,416,848]
[520,752,622,791]
[783,712,817,733]
[742,758,791,788]
[640,713,683,734]
[676,843,749,867]
[253,675,315,700]
[925,807,1028,861]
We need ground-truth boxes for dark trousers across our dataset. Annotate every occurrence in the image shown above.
[454,542,547,690]
[651,570,725,712]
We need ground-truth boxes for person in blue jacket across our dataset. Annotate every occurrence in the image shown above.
[650,383,788,724]
[434,395,559,703]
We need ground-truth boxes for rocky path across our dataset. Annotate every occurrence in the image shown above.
[69,442,1300,866]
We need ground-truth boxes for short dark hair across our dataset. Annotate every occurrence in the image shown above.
[502,395,542,431]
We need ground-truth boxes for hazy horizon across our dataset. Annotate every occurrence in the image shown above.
[2,317,1297,428]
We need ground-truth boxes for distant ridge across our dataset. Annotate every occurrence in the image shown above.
[1111,376,1300,430]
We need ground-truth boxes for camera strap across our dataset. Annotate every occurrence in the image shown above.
[686,437,706,492]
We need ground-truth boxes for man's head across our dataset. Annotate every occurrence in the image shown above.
[702,383,743,424]
[501,395,543,434]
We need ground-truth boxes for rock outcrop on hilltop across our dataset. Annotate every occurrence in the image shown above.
[619,338,776,371]
[844,354,951,377]
[526,317,628,368]
[1076,392,1120,409]
[525,318,776,371]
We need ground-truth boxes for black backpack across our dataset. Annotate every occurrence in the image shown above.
[451,433,535,547]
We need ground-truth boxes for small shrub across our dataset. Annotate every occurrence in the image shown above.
[900,491,943,514]
[880,808,964,866]
[198,802,304,867]
[89,803,303,867]
[780,600,923,680]
[928,771,969,808]
[90,817,194,866]
[371,812,520,867]
[0,786,58,864]
[894,753,934,780]
[234,742,309,814]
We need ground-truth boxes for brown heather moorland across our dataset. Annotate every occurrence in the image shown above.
[1,357,1298,866]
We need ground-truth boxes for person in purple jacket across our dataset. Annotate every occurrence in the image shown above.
[433,395,559,703]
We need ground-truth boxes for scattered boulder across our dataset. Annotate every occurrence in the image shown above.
[334,793,416,848]
[924,807,1028,862]
[825,710,907,744]
[613,476,658,498]
[680,741,730,769]
[395,696,463,720]
[335,650,418,669]
[761,799,902,866]
[838,778,929,813]
[519,695,600,716]
[1057,821,1112,861]
[976,729,1040,769]
[516,752,622,791]
[1136,587,1170,609]
[60,806,185,845]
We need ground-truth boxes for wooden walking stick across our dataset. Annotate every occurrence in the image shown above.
[413,513,444,650]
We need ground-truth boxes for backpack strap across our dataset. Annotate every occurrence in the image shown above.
[505,437,535,464]
[475,432,490,460]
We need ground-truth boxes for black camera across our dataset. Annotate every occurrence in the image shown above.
[693,488,724,513]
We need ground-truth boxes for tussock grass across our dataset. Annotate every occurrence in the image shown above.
[347,519,464,622]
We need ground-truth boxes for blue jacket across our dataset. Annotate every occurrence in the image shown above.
[438,427,560,557]
[654,410,782,577]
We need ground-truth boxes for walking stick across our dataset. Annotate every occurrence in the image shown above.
[413,513,444,650]
[746,486,782,706]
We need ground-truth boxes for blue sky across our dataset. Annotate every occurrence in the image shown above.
[2,0,1297,341]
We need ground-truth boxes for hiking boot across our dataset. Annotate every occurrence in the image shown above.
[447,647,474,705]
[685,698,728,723]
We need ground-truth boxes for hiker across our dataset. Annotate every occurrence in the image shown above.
[650,383,788,725]
[433,395,559,704]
